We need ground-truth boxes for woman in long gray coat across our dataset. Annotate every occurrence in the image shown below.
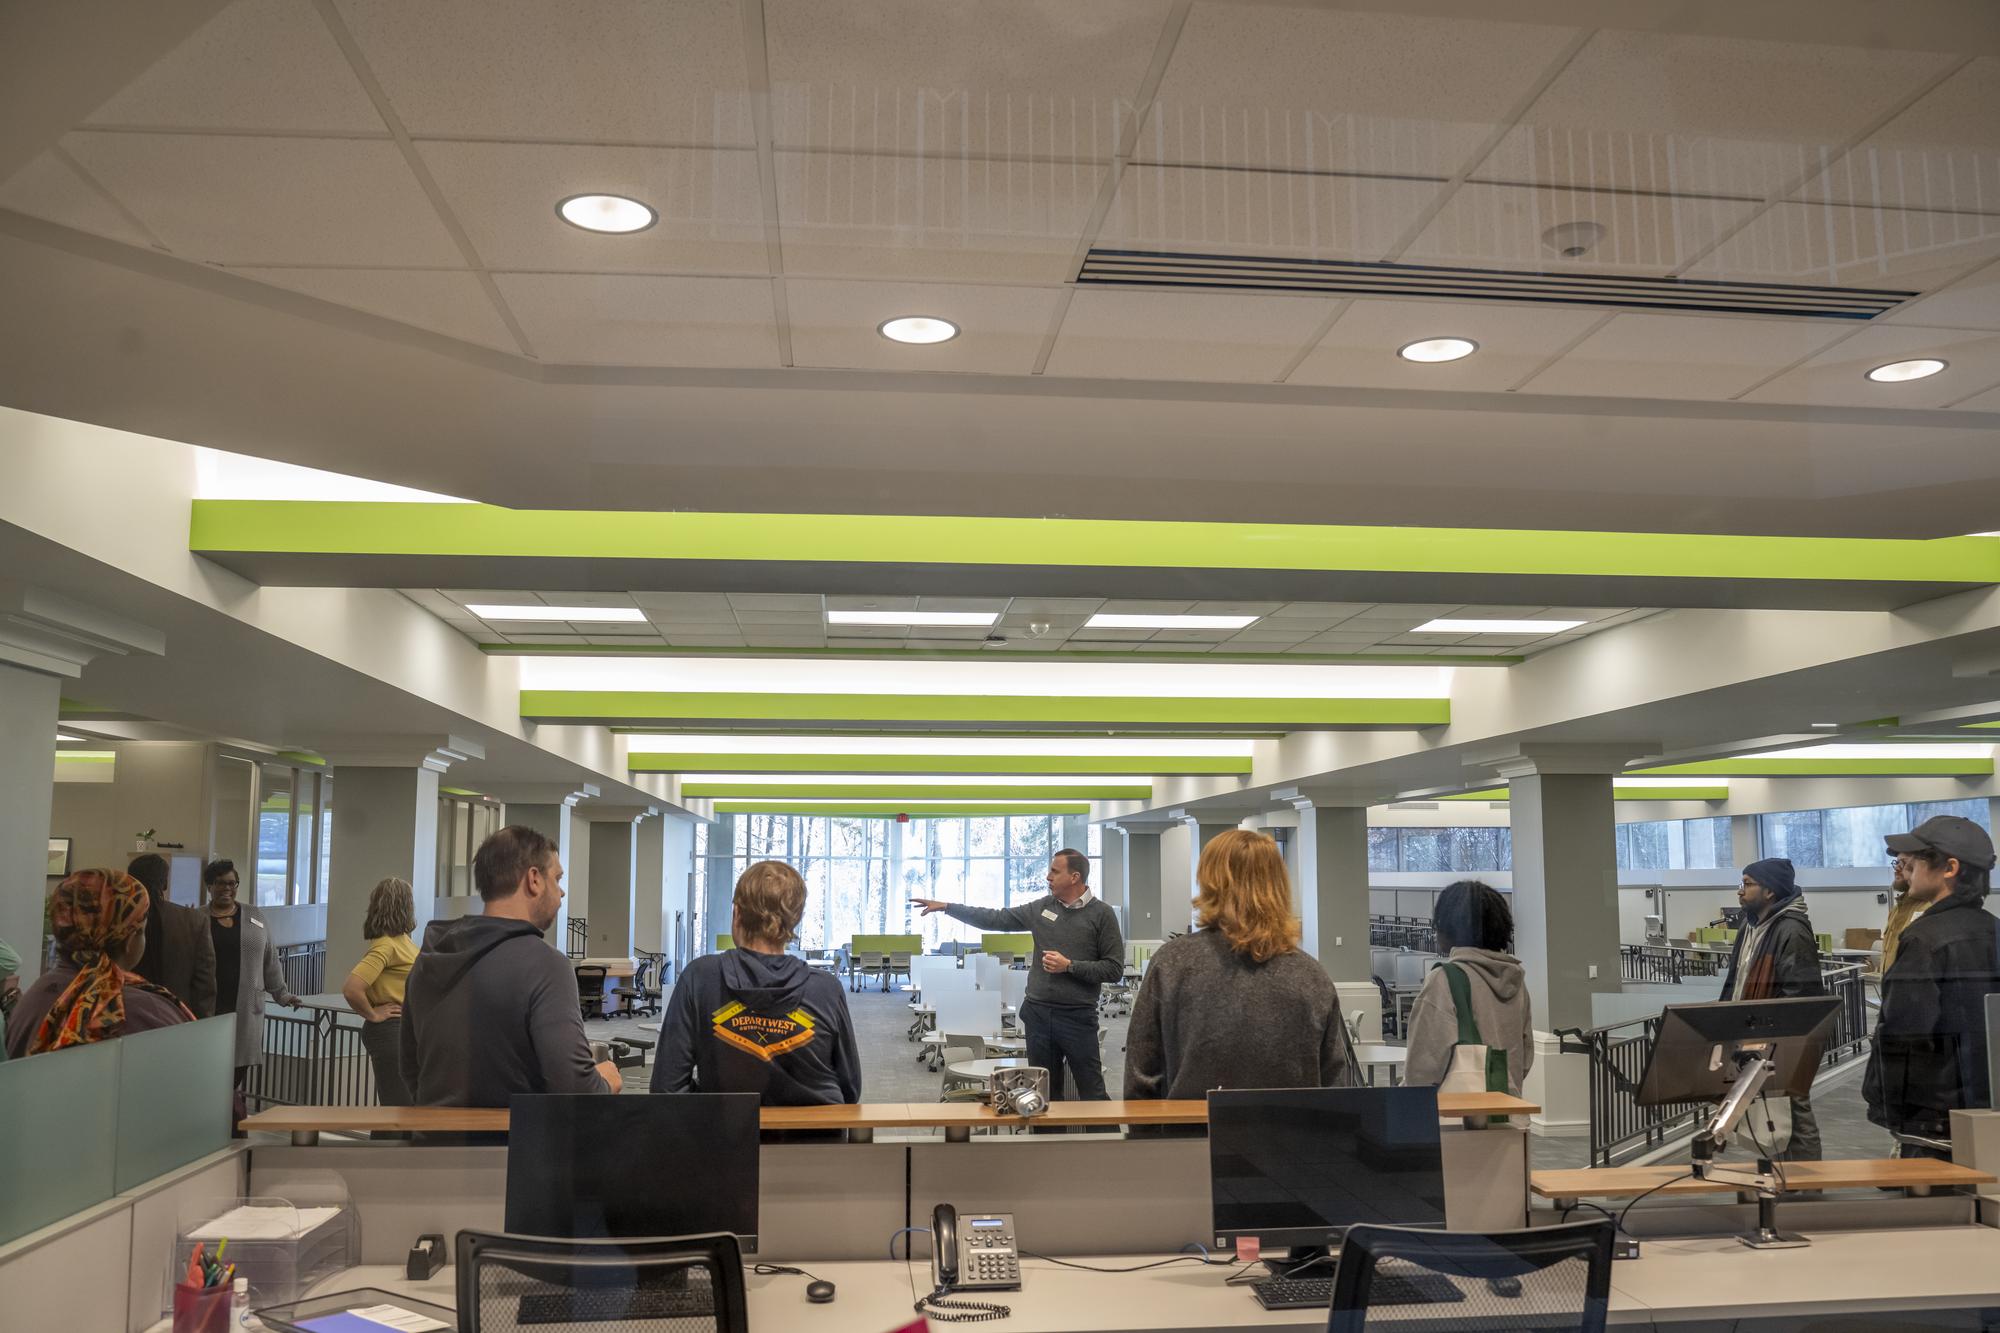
[201,859,301,1083]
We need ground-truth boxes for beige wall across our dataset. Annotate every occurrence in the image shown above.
[48,741,210,874]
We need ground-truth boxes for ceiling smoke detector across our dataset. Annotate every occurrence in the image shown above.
[1025,620,1053,639]
[1543,220,1606,259]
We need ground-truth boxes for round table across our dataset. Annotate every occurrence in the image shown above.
[945,1056,1026,1081]
[1353,1042,1408,1086]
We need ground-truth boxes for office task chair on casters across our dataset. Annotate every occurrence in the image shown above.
[456,1229,748,1332]
[572,965,608,1021]
[1325,1221,1613,1332]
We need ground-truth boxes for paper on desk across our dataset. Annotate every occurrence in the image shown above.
[297,1307,449,1333]
[187,1205,342,1240]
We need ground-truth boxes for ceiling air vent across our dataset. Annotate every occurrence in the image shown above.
[1078,249,1911,320]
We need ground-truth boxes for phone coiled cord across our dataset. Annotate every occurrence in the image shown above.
[915,1285,1011,1322]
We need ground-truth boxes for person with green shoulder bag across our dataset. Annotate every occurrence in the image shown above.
[1404,880,1534,1096]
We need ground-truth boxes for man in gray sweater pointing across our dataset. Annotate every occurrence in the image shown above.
[912,848,1125,1101]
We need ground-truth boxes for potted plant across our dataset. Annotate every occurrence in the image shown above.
[132,827,157,854]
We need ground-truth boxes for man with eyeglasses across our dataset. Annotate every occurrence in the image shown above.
[1863,815,2000,1160]
[1882,849,1928,975]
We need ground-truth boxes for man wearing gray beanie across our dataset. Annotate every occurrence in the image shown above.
[1721,856,1826,1159]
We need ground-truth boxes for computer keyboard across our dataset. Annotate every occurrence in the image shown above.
[1252,1270,1467,1310]
[516,1284,716,1324]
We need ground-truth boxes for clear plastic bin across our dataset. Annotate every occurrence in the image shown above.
[172,1180,355,1316]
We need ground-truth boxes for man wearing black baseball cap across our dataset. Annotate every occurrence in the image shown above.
[1863,814,2000,1159]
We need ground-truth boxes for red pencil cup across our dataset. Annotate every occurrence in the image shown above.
[172,1280,231,1333]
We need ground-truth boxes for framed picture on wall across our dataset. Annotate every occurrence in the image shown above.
[47,837,71,877]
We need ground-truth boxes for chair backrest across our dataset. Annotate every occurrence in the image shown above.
[939,1032,985,1068]
[973,954,1003,990]
[934,988,1003,1038]
[457,1228,748,1333]
[573,965,607,996]
[1329,1221,1612,1333]
[1001,968,1029,1008]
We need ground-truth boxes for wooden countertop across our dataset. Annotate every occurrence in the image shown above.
[243,1091,1535,1135]
[1532,1157,1996,1199]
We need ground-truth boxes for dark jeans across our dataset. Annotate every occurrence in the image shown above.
[1020,999,1106,1101]
[1900,1140,1955,1162]
[1782,1091,1821,1162]
[360,1016,411,1107]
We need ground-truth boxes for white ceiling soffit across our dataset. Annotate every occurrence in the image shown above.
[2,2,2000,534]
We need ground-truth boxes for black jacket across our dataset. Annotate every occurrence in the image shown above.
[398,915,610,1107]
[1864,890,2000,1137]
[1719,898,1825,1001]
[650,949,862,1105]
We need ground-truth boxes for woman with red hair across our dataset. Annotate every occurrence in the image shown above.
[5,869,194,1058]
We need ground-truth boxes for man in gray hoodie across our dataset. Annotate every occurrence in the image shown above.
[1403,880,1535,1097]
[400,826,621,1106]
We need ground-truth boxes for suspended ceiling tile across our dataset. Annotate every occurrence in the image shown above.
[1478,32,1953,200]
[1062,641,1136,652]
[742,630,827,646]
[663,634,749,646]
[1097,165,1437,263]
[786,279,1065,373]
[1882,259,2000,332]
[1952,382,2000,411]
[1003,597,1104,614]
[1741,324,2000,408]
[1402,183,1759,275]
[1449,605,1547,618]
[731,610,824,625]
[492,273,779,366]
[1045,288,1333,381]
[1149,627,1238,641]
[1268,602,1373,621]
[1385,633,1481,646]
[0,152,158,249]
[62,133,462,266]
[1144,5,1578,179]
[1691,201,2000,293]
[418,142,767,275]
[505,633,589,645]
[546,592,639,607]
[1225,626,1315,644]
[333,0,754,146]
[1304,632,1391,646]
[1134,642,1214,652]
[995,613,1089,630]
[585,633,661,645]
[1371,603,1461,617]
[1291,298,1603,392]
[86,0,384,134]
[1800,59,2000,214]
[1524,313,1853,400]
[646,618,739,631]
[763,0,1168,158]
[1092,599,1196,614]
[441,589,541,604]
[1188,601,1282,616]
[399,589,462,616]
[226,267,516,351]
[630,591,735,610]
[728,593,822,610]
[1539,606,1635,621]
[1069,628,1156,642]
[825,594,918,611]
[776,152,1106,282]
[917,596,1011,612]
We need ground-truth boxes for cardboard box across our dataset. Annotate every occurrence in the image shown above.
[1845,927,1884,950]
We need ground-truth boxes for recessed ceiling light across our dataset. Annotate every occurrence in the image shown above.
[1085,613,1259,630]
[1415,618,1586,634]
[827,610,998,627]
[555,193,656,234]
[1397,337,1478,364]
[56,732,84,742]
[878,317,959,345]
[1810,722,1840,729]
[1865,358,1946,383]
[466,604,648,623]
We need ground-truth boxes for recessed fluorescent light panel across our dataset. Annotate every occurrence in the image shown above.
[466,604,649,623]
[1415,618,1584,634]
[1865,358,1946,383]
[879,317,959,345]
[1397,337,1478,363]
[556,193,656,234]
[826,610,998,628]
[1084,614,1259,630]
[56,732,84,743]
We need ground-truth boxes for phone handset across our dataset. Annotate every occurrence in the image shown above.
[917,1204,1018,1323]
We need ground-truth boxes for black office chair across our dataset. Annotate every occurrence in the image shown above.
[573,965,608,1021]
[614,954,663,1019]
[456,1229,747,1332]
[1328,1220,1613,1333]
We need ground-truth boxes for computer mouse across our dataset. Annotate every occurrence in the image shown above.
[805,1280,836,1304]
[1487,1276,1523,1298]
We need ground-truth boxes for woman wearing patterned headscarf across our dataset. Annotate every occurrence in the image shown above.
[5,869,194,1059]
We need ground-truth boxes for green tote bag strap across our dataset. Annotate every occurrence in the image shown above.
[1440,961,1509,1094]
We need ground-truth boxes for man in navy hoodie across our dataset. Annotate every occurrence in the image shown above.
[652,861,862,1105]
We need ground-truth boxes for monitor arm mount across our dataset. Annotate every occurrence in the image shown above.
[1691,1046,1808,1250]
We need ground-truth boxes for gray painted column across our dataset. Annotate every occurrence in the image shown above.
[633,813,666,954]
[1097,824,1128,919]
[1181,817,1239,904]
[1289,800,1372,983]
[587,817,640,957]
[1507,770,1622,1030]
[1060,813,1089,857]
[661,812,695,968]
[503,796,583,948]
[705,814,737,955]
[0,662,61,976]
[325,761,449,982]
[1124,829,1163,941]
[1730,813,1761,870]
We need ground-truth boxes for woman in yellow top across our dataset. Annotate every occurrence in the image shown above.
[342,877,419,1106]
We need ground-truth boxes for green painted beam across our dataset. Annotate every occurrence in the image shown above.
[52,751,115,763]
[629,752,1251,776]
[1633,758,1993,777]
[615,727,1290,739]
[682,782,1150,799]
[711,802,1091,816]
[1445,786,1730,801]
[523,691,1450,727]
[481,642,1518,666]
[189,501,2000,584]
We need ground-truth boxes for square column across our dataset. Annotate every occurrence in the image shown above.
[1060,813,1090,856]
[1506,769,1623,1030]
[587,815,641,958]
[1122,827,1164,941]
[704,814,737,956]
[634,812,667,954]
[325,766,441,982]
[1172,814,1239,935]
[1287,798,1373,984]
[501,788,593,949]
[1097,824,1128,920]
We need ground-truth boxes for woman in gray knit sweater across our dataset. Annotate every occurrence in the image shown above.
[1124,829,1357,1099]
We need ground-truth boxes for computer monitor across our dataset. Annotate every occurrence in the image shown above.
[1208,1085,1447,1253]
[1635,996,1841,1107]
[505,1093,760,1252]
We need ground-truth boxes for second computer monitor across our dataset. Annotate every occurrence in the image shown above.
[1208,1085,1447,1250]
[505,1092,761,1252]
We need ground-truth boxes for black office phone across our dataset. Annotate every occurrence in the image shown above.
[932,1204,1021,1292]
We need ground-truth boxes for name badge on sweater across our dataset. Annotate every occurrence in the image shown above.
[1041,909,1058,921]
